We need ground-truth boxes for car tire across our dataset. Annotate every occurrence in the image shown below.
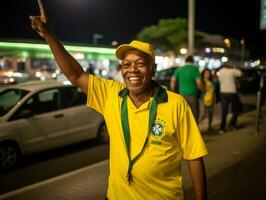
[0,142,20,171]
[97,123,109,144]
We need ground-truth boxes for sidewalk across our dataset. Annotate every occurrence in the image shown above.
[0,108,265,200]
[185,109,266,199]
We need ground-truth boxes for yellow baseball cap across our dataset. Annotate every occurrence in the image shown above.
[115,40,155,60]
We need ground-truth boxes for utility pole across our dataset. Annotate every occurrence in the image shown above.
[240,37,245,67]
[188,0,195,55]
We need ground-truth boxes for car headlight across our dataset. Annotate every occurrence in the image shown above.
[3,77,15,84]
[9,77,15,83]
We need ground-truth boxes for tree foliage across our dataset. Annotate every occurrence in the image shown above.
[137,17,206,54]
[137,18,187,52]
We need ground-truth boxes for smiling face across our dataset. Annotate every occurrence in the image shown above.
[121,49,156,97]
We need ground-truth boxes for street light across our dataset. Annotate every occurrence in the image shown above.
[111,40,118,46]
[180,48,188,55]
[224,38,231,48]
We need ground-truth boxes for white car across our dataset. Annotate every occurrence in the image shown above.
[0,81,108,170]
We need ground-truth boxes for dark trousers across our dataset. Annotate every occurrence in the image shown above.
[183,95,199,122]
[220,93,240,131]
[204,105,214,129]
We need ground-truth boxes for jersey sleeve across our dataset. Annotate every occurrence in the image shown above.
[178,105,208,160]
[86,74,124,115]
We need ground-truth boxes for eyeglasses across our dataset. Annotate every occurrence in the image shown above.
[121,60,146,69]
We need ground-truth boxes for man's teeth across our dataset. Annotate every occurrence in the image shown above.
[129,77,140,81]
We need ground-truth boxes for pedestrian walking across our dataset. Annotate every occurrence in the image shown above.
[29,1,208,199]
[217,62,242,134]
[170,56,204,122]
[199,69,215,132]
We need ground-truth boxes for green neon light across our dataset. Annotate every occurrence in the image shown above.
[20,51,29,58]
[0,41,115,54]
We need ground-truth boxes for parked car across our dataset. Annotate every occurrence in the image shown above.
[155,67,176,89]
[0,72,30,86]
[0,75,16,85]
[35,69,57,81]
[0,81,108,170]
[237,68,261,95]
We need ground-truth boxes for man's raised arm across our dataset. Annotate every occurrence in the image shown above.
[29,0,88,94]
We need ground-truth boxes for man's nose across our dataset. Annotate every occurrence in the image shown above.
[128,64,139,72]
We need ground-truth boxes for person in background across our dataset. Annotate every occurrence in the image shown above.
[217,62,242,134]
[29,1,208,199]
[86,63,95,75]
[199,69,215,132]
[170,55,204,122]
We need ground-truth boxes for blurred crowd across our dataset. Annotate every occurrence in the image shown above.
[167,56,266,134]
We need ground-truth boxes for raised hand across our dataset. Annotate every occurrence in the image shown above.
[29,0,88,92]
[29,0,51,38]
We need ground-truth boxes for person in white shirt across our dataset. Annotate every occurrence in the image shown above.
[217,62,242,133]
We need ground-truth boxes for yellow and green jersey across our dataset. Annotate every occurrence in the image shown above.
[87,74,208,200]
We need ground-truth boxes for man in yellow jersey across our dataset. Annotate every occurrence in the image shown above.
[30,1,208,199]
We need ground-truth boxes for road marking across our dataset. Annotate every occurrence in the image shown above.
[0,159,109,200]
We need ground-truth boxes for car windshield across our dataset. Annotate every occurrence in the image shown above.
[0,88,29,117]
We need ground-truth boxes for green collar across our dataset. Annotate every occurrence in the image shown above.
[119,80,167,184]
[118,80,168,103]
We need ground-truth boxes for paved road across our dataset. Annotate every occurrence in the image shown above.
[0,140,109,195]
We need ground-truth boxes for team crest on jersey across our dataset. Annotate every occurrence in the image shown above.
[151,118,166,142]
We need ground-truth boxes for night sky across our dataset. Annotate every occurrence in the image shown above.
[0,0,265,59]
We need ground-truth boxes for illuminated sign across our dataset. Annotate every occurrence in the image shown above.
[0,41,116,60]
[261,0,266,30]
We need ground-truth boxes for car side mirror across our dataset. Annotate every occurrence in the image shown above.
[18,109,33,118]
[0,106,6,116]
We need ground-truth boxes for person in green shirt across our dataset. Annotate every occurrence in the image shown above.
[170,56,204,122]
